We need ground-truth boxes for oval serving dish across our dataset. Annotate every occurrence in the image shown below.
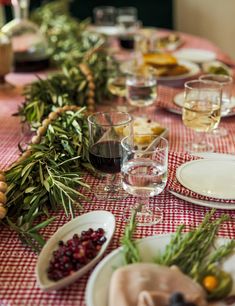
[36,210,116,291]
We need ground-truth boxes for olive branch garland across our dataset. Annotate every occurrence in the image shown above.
[0,106,92,252]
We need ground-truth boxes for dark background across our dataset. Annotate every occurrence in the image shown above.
[5,0,173,29]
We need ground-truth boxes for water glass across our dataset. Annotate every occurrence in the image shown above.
[117,7,138,31]
[117,6,139,50]
[183,80,222,153]
[93,6,117,26]
[121,135,168,226]
[126,67,157,115]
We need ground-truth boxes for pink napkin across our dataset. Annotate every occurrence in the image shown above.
[167,151,235,204]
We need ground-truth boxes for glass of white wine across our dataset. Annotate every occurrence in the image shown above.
[126,67,157,117]
[183,80,222,153]
[107,70,129,112]
[199,74,233,137]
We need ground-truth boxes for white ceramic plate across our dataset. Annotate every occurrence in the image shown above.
[36,211,115,291]
[85,235,235,306]
[173,92,235,117]
[176,159,235,200]
[120,59,200,82]
[173,48,216,63]
[171,153,235,209]
[170,190,235,210]
[88,25,122,36]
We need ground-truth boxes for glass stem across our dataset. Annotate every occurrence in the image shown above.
[135,197,149,213]
[104,174,118,193]
[12,0,29,20]
[195,131,207,146]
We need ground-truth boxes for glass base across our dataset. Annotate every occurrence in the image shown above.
[93,183,128,201]
[124,204,163,226]
[211,127,228,137]
[184,141,214,153]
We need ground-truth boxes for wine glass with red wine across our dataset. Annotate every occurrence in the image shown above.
[88,111,133,200]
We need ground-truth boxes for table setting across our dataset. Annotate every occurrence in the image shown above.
[1,1,235,306]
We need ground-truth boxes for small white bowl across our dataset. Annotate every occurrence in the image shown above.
[36,211,116,291]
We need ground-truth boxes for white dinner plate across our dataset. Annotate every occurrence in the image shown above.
[88,25,122,36]
[176,159,235,200]
[171,153,235,209]
[173,48,216,63]
[170,190,235,210]
[120,59,200,82]
[85,235,235,306]
[173,92,235,117]
[36,211,115,291]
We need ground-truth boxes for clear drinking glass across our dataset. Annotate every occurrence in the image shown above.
[199,74,233,137]
[88,111,133,200]
[93,6,117,26]
[183,80,222,153]
[117,7,139,50]
[121,135,168,226]
[126,67,157,116]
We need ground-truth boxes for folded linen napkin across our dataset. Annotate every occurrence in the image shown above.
[167,151,235,204]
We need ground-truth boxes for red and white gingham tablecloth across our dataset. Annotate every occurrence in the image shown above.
[0,31,235,306]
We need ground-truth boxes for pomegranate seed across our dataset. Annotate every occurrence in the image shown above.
[47,227,106,281]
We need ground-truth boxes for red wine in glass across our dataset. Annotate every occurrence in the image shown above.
[89,140,122,174]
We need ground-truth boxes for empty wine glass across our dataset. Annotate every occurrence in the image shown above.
[121,135,168,226]
[88,111,133,200]
[126,67,157,117]
[199,74,233,137]
[182,80,222,153]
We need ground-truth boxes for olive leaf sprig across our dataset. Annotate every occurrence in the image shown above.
[4,107,90,252]
[17,0,116,128]
[31,0,102,66]
[18,50,114,129]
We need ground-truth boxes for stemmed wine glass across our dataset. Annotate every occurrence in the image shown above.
[107,70,128,112]
[182,80,222,153]
[199,74,233,137]
[126,67,157,117]
[121,134,168,226]
[88,111,133,200]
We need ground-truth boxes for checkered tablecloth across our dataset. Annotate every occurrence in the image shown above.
[0,32,235,306]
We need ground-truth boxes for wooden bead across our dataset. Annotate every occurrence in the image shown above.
[0,174,6,182]
[0,182,7,193]
[87,91,95,98]
[88,82,95,90]
[0,192,6,204]
[87,98,95,105]
[48,112,59,120]
[87,75,93,82]
[0,206,7,219]
[42,118,51,127]
[31,135,41,144]
[62,105,71,111]
[21,150,31,159]
[87,105,95,112]
[55,107,63,113]
[37,126,47,136]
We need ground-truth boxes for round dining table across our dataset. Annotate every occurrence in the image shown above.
[0,29,235,306]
